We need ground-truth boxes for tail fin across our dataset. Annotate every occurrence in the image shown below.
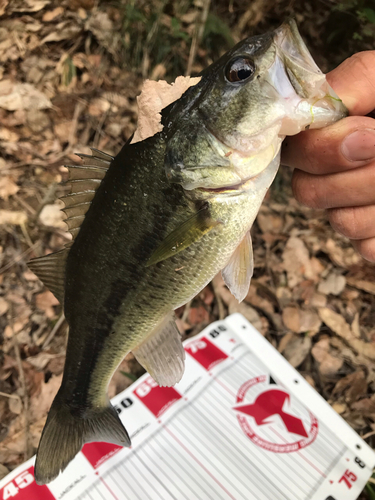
[34,396,131,485]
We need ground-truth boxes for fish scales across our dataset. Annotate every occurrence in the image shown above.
[28,20,348,484]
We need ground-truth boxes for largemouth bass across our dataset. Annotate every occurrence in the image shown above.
[29,20,347,484]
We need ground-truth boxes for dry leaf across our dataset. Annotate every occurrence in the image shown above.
[318,272,346,296]
[29,374,62,422]
[346,277,375,296]
[132,76,201,143]
[0,210,27,225]
[281,335,312,367]
[35,290,59,318]
[257,211,283,234]
[332,402,346,414]
[318,307,353,342]
[38,202,66,229]
[282,306,321,334]
[88,97,110,117]
[282,236,315,287]
[311,338,343,377]
[8,397,22,415]
[0,81,51,111]
[8,0,50,12]
[332,371,367,403]
[0,297,8,315]
[27,352,58,370]
[0,127,19,142]
[228,301,263,333]
[0,176,19,200]
[42,22,81,43]
[42,6,64,21]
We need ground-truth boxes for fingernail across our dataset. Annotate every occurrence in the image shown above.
[341,129,375,161]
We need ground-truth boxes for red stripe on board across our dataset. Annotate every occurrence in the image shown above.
[99,476,119,500]
[270,428,326,477]
[164,425,236,500]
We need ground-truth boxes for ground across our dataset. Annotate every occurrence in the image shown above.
[0,0,375,497]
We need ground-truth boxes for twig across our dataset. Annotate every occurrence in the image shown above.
[0,242,39,274]
[362,430,375,440]
[42,313,66,349]
[10,306,30,461]
[32,182,58,224]
[186,0,211,76]
[0,391,21,400]
[67,100,86,151]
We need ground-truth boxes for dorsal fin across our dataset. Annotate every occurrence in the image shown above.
[28,148,113,302]
[61,148,113,241]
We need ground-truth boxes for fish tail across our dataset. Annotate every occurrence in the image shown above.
[34,394,131,485]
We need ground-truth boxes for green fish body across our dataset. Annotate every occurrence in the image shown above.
[29,20,347,484]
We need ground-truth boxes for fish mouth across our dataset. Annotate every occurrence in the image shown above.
[269,19,348,134]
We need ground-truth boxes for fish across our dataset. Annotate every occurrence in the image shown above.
[28,19,347,484]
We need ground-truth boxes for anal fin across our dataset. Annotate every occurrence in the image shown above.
[132,313,185,387]
[221,231,254,303]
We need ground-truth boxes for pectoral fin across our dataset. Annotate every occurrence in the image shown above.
[146,207,220,267]
[222,231,254,303]
[132,312,185,387]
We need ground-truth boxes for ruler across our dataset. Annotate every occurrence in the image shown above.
[1,313,374,500]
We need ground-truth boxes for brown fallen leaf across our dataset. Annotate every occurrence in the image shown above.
[318,272,346,296]
[281,334,312,368]
[42,6,64,21]
[282,306,321,334]
[332,370,367,404]
[318,307,353,342]
[132,76,201,143]
[319,308,375,360]
[282,236,316,287]
[0,176,19,200]
[35,290,60,318]
[38,202,66,229]
[346,277,375,296]
[0,81,51,111]
[0,210,27,225]
[311,338,343,377]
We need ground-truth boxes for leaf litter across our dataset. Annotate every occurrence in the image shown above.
[0,2,375,498]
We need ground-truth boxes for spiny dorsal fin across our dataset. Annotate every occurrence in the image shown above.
[28,149,113,303]
[28,248,69,304]
[61,147,113,241]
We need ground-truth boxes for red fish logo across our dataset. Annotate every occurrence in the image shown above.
[234,375,318,453]
[234,389,308,437]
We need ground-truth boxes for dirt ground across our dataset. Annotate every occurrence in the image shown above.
[1,0,375,497]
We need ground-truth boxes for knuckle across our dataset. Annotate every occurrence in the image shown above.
[349,51,375,72]
[328,208,359,239]
[292,170,322,208]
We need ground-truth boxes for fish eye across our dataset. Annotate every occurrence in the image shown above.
[225,57,255,83]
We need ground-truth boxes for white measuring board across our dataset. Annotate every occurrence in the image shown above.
[1,313,374,500]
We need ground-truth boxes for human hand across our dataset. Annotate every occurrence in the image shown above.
[281,51,375,262]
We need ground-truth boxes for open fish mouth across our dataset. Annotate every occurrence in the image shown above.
[270,19,348,135]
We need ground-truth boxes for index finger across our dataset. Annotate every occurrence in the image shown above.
[327,51,375,116]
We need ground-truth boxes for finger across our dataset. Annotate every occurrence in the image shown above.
[282,116,375,172]
[328,205,375,240]
[292,162,375,209]
[326,51,375,116]
[351,238,375,263]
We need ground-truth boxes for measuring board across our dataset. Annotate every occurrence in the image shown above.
[1,313,374,500]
